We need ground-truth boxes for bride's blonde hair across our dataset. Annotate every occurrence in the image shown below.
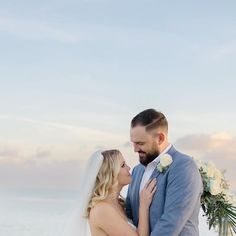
[86,149,125,217]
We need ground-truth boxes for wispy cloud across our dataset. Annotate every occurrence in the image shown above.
[0,115,126,142]
[0,15,184,49]
[0,16,79,43]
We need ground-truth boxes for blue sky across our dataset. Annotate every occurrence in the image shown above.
[0,0,236,190]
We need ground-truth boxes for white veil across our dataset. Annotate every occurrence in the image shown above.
[62,150,104,236]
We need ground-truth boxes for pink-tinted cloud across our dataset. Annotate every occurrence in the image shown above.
[175,132,236,191]
[0,160,83,189]
[0,144,52,165]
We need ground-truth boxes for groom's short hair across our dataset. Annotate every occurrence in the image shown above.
[131,109,168,132]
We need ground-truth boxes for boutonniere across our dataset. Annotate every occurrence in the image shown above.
[157,154,173,173]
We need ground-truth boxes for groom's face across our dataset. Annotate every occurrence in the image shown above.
[130,125,161,166]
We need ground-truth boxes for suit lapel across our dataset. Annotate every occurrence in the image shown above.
[167,145,177,157]
[150,166,162,179]
[149,145,177,180]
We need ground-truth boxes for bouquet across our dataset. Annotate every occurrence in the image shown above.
[195,159,236,235]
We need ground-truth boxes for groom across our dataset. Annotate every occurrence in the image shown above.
[126,109,203,236]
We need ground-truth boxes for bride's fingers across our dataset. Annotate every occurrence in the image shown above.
[144,180,152,191]
[147,179,157,191]
[144,179,153,188]
[151,186,157,195]
[149,185,157,196]
[147,178,156,187]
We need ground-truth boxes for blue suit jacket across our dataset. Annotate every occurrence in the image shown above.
[126,146,203,236]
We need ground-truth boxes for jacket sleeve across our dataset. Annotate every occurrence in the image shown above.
[150,158,202,236]
[125,183,133,220]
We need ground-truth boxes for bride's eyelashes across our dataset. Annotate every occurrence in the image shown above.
[121,162,126,168]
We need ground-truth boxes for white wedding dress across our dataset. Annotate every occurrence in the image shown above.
[128,219,137,229]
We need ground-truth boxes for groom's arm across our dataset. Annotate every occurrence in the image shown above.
[150,157,202,236]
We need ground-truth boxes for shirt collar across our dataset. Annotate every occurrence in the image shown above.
[148,143,172,166]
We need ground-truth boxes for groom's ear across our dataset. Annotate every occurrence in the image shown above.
[157,132,165,145]
[150,129,165,142]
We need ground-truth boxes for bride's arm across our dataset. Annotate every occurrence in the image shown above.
[89,179,156,236]
[137,179,157,236]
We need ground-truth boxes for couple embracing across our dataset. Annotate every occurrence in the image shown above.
[68,109,203,236]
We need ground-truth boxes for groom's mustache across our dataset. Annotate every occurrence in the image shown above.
[138,151,146,154]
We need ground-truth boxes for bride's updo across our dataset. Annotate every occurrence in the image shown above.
[86,149,124,217]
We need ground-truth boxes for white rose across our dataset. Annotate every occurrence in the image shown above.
[214,168,223,180]
[209,179,222,195]
[206,162,216,178]
[214,176,222,188]
[160,154,173,167]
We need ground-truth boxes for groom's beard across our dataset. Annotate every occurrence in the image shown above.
[139,150,160,166]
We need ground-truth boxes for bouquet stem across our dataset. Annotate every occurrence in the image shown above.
[218,217,233,236]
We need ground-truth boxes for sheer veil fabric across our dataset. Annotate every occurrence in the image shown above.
[62,150,104,236]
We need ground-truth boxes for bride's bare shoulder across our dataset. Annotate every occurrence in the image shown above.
[89,202,137,236]
[89,202,114,220]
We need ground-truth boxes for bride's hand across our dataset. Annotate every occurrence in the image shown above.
[140,179,157,210]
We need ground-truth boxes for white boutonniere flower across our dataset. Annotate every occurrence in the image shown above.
[157,154,173,173]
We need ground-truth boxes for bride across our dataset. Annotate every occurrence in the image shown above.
[68,149,157,236]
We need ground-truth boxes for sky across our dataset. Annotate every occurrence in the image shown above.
[0,0,236,192]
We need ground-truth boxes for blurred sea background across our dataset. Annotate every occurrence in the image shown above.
[0,187,219,236]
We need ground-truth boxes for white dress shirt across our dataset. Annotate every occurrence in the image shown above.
[139,144,172,192]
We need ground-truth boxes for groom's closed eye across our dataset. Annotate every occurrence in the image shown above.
[136,142,145,146]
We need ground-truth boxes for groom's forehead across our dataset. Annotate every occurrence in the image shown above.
[130,126,148,140]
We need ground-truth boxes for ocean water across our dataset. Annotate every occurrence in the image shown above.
[0,188,218,236]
